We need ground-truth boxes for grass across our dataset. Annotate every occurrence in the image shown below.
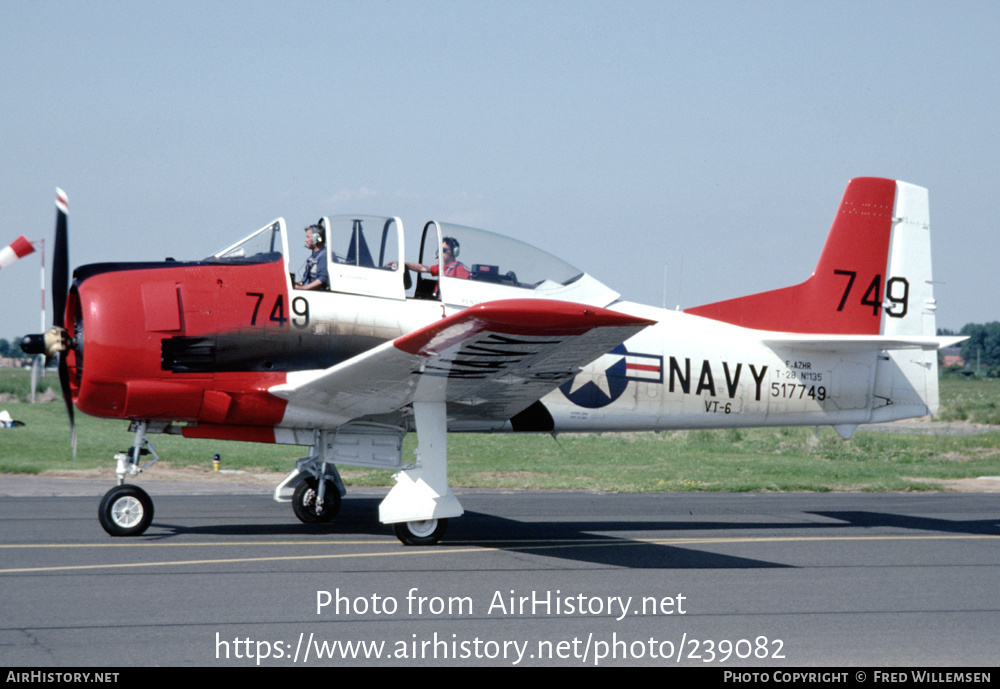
[2,368,999,492]
[937,375,1000,425]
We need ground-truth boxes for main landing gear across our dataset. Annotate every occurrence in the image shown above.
[277,455,347,526]
[291,477,342,523]
[393,519,448,546]
[281,464,449,545]
[378,402,462,546]
[97,421,160,537]
[277,457,449,545]
[277,404,461,546]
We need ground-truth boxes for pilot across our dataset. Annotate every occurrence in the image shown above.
[405,237,470,279]
[296,224,329,290]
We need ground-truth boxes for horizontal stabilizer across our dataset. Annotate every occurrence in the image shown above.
[762,334,967,352]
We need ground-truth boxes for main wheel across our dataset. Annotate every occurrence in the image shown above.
[393,518,447,546]
[292,478,341,524]
[98,485,154,537]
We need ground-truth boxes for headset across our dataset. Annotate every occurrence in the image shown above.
[307,224,325,244]
[442,236,460,258]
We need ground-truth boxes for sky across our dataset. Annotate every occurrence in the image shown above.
[1,0,996,340]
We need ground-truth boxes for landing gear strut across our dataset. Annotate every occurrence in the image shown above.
[381,402,462,545]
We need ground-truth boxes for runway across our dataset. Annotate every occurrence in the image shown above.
[0,476,997,667]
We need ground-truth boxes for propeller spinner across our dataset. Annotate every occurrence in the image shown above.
[20,188,76,456]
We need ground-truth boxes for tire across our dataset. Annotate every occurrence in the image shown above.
[98,485,154,537]
[292,479,340,524]
[393,518,447,546]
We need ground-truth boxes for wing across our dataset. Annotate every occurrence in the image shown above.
[269,299,654,428]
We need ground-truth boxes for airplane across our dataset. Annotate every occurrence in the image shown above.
[20,177,962,545]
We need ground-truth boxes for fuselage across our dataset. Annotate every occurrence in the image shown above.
[63,206,939,446]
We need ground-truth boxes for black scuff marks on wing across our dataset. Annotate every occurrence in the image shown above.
[417,333,564,379]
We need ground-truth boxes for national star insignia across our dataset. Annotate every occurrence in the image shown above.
[566,350,625,397]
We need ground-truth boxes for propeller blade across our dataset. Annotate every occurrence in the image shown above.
[53,189,75,458]
[57,352,77,459]
[17,188,76,457]
[29,354,43,403]
[53,188,69,329]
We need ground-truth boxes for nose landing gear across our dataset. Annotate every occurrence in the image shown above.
[97,421,160,537]
[98,484,154,537]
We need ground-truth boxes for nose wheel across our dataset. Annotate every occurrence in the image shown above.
[98,484,154,537]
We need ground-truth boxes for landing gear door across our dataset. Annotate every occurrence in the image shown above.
[323,216,406,300]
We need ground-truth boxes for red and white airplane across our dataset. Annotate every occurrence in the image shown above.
[22,178,960,544]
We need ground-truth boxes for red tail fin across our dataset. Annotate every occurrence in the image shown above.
[684,177,897,334]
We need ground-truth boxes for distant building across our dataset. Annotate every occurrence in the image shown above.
[941,346,964,368]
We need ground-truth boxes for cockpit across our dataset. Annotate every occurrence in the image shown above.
[411,221,582,294]
[210,215,619,308]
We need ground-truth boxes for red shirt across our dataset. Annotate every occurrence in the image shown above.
[429,261,470,279]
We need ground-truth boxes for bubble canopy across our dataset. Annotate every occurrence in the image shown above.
[422,221,584,291]
[207,215,619,307]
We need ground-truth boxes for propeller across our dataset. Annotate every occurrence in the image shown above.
[21,188,76,458]
[53,189,76,457]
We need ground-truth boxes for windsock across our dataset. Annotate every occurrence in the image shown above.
[0,235,35,269]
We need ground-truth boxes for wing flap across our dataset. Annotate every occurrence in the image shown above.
[270,299,653,425]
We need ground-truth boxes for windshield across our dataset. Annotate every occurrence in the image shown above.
[208,221,284,264]
[431,222,583,290]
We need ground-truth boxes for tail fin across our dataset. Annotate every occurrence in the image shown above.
[684,177,936,337]
[686,177,954,420]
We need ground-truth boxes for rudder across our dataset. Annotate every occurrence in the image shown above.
[882,180,935,338]
[871,180,942,418]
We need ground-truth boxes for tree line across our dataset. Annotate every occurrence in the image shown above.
[0,338,27,360]
[939,322,1000,377]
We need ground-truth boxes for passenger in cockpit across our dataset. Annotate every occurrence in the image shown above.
[405,237,470,279]
[295,224,329,290]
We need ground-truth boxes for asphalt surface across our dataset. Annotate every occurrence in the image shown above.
[0,475,997,667]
